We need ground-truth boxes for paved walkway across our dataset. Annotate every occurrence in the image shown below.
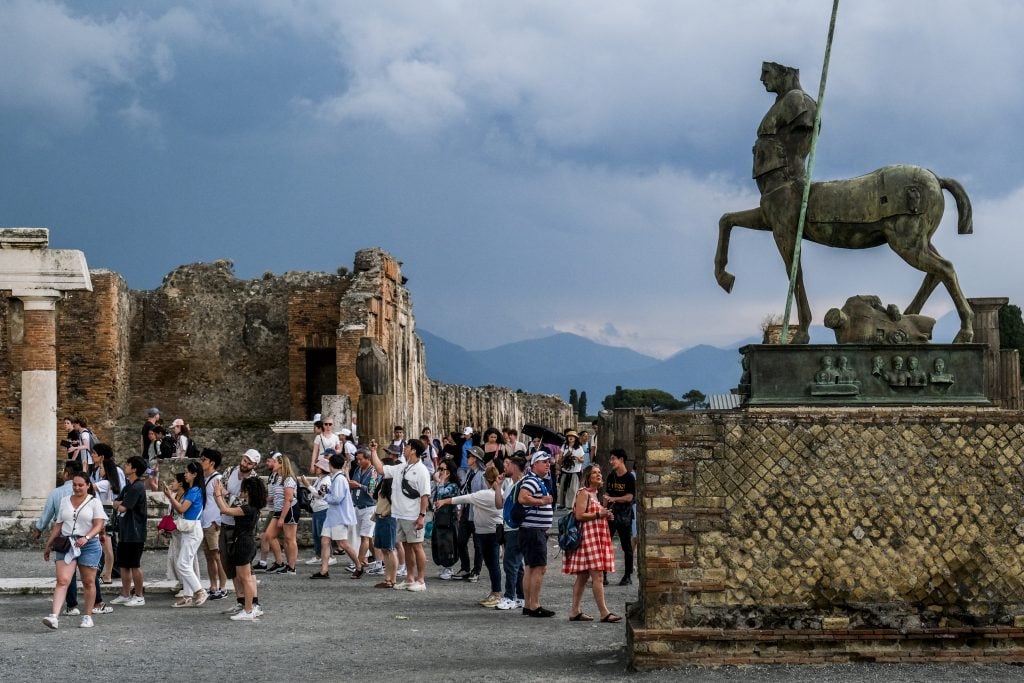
[1,547,1020,681]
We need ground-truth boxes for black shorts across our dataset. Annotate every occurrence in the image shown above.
[116,541,144,569]
[517,527,548,568]
[273,506,299,525]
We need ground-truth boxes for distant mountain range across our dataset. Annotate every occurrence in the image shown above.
[419,310,961,405]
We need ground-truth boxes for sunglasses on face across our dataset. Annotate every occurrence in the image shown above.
[324,423,333,426]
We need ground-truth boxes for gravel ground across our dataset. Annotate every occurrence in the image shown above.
[1,545,1021,682]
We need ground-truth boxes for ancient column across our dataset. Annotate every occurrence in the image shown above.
[0,228,91,515]
[969,297,1008,406]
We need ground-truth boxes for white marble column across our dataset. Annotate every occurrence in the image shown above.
[14,292,60,516]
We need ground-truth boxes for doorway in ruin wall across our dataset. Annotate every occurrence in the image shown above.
[305,348,337,420]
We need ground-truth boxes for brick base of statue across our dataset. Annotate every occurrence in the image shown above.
[628,408,1024,668]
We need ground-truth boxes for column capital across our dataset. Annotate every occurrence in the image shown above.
[10,288,62,310]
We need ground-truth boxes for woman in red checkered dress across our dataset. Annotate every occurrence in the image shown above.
[562,465,621,622]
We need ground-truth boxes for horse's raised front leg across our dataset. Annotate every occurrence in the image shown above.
[715,207,769,293]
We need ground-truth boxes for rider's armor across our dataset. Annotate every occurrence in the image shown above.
[752,89,816,181]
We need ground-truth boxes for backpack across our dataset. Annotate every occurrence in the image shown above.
[430,513,457,567]
[159,435,177,459]
[502,480,526,529]
[557,509,582,552]
[79,428,95,461]
[296,481,314,513]
[184,437,201,459]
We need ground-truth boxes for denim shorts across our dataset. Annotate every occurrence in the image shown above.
[56,537,102,568]
[373,515,397,551]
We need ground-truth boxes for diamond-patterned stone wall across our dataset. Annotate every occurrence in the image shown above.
[636,407,1024,633]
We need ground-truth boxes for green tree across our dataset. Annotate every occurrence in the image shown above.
[601,388,683,411]
[568,388,579,414]
[999,303,1024,380]
[681,388,707,410]
[578,391,588,420]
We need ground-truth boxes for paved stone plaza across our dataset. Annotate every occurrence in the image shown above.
[0,546,1020,682]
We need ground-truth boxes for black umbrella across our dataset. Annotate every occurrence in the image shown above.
[521,423,566,447]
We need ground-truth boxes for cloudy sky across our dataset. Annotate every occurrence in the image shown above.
[2,1,1022,357]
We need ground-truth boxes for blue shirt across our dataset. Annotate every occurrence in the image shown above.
[35,481,73,531]
[182,486,203,521]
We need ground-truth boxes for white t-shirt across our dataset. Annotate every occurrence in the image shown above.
[316,433,341,456]
[201,472,223,528]
[310,473,331,513]
[382,461,430,521]
[563,446,585,474]
[59,496,107,537]
[220,466,251,526]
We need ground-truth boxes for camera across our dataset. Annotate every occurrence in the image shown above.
[60,439,71,448]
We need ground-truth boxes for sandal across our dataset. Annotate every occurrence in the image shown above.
[600,612,623,623]
[172,598,193,608]
[374,580,395,589]
[569,612,594,622]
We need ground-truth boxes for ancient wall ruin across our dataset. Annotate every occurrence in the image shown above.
[0,247,572,485]
[630,407,1024,666]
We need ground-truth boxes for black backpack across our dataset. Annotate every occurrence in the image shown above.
[184,437,201,459]
[296,482,314,513]
[159,435,177,459]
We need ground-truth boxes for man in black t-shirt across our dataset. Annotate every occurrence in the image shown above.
[602,448,636,585]
[140,407,160,456]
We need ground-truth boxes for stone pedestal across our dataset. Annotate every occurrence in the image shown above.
[629,407,1024,667]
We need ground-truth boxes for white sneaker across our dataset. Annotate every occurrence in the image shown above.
[110,595,131,605]
[345,563,356,573]
[393,581,413,591]
[407,581,426,592]
[438,567,453,580]
[61,607,80,616]
[367,560,383,571]
[495,597,515,610]
[514,599,525,609]
[253,605,264,617]
[327,557,338,566]
[229,610,256,621]
[42,615,58,630]
[79,616,94,628]
[396,566,407,578]
[366,566,385,576]
[125,596,146,607]
[92,605,114,615]
[222,603,243,615]
[304,556,322,565]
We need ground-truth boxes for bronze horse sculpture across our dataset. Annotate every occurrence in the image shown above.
[714,62,974,344]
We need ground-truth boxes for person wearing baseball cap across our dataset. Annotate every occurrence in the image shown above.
[519,450,555,617]
[220,449,264,617]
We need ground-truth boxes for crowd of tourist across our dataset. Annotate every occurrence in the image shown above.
[36,409,635,628]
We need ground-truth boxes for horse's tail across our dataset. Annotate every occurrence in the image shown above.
[938,176,973,235]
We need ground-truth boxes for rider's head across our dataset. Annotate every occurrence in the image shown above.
[761,62,800,93]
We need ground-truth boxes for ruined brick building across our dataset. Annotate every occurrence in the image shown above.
[0,247,571,485]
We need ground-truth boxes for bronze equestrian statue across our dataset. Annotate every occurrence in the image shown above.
[714,62,974,344]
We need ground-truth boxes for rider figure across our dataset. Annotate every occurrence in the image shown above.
[752,62,817,194]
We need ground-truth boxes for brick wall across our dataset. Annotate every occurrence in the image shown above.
[630,406,1024,666]
[0,295,18,484]
[0,250,572,488]
[287,283,349,420]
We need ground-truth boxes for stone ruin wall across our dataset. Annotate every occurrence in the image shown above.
[630,407,1024,666]
[0,248,572,484]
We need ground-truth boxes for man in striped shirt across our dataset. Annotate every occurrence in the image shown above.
[517,451,555,617]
